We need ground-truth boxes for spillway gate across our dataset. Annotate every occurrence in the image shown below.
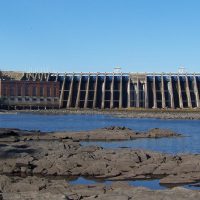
[1,72,200,109]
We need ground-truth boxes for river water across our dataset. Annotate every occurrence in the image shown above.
[1,113,200,154]
[1,113,200,190]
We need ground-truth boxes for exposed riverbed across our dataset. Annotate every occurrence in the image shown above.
[1,112,200,199]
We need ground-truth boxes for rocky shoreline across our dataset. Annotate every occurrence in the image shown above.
[2,108,200,120]
[1,176,200,200]
[4,126,180,141]
[0,127,199,199]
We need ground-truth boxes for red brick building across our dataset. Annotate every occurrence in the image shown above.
[0,80,60,109]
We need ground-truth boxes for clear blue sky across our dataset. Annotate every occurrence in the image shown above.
[0,0,200,73]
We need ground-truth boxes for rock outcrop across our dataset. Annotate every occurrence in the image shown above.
[13,126,181,142]
[1,176,200,200]
[0,127,199,199]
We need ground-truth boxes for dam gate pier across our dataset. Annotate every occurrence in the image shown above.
[0,71,200,110]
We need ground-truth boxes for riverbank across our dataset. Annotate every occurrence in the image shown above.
[1,108,200,120]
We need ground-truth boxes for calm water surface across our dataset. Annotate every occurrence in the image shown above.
[1,113,200,154]
[69,177,200,190]
[70,177,165,190]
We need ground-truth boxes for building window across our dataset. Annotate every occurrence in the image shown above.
[40,87,43,96]
[25,84,29,96]
[10,88,14,96]
[47,87,51,97]
[54,87,57,97]
[32,86,37,96]
[17,86,21,96]
[10,83,15,96]
[2,87,6,96]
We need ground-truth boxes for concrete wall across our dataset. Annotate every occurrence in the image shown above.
[1,72,200,109]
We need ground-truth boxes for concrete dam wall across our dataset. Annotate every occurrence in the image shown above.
[1,72,200,109]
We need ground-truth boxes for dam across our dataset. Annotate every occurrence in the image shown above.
[0,71,200,109]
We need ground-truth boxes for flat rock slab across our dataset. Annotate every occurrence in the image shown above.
[8,126,181,141]
[64,127,181,141]
[0,127,197,187]
[1,176,200,200]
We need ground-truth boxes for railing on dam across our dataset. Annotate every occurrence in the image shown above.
[1,71,200,109]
